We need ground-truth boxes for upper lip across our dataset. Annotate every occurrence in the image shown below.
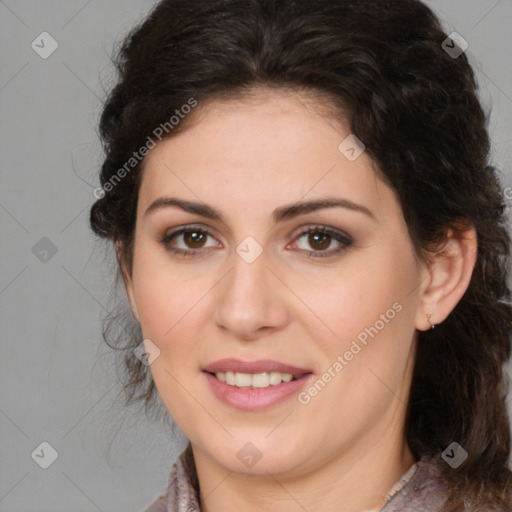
[202,358,312,378]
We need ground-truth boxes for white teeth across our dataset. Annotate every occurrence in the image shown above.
[214,371,295,388]
[252,372,270,388]
[269,371,283,386]
[235,372,252,387]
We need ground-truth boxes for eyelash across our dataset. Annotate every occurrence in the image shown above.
[159,224,352,259]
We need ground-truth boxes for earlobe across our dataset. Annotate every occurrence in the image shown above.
[415,225,478,331]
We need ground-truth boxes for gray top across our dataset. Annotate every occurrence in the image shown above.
[142,445,447,512]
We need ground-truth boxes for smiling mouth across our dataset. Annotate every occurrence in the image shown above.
[206,371,309,389]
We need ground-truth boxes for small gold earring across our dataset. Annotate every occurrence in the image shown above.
[427,314,436,330]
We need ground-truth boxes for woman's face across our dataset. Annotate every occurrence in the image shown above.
[123,89,429,477]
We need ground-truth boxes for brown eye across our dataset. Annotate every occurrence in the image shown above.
[160,226,219,257]
[308,232,331,251]
[183,230,207,248]
[292,226,352,258]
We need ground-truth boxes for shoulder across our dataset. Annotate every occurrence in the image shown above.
[381,456,447,512]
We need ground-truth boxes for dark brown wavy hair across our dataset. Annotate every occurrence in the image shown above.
[89,0,512,509]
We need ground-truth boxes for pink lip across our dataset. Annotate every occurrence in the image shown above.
[202,358,314,411]
[204,373,314,411]
[202,358,312,378]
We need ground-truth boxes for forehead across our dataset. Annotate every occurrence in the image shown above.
[138,90,398,222]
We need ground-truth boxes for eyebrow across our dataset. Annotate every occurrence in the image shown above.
[143,196,377,223]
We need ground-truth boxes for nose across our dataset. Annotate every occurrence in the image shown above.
[213,249,290,341]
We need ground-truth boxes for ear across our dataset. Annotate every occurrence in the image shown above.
[414,223,478,331]
[115,241,140,322]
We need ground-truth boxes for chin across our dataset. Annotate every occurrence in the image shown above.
[207,436,313,476]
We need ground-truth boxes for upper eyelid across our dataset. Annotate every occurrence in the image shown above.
[292,225,350,238]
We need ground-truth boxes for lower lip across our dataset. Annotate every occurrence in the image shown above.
[204,372,313,411]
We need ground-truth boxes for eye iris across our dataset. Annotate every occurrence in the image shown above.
[184,231,206,248]
[309,232,331,250]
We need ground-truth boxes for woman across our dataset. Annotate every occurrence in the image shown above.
[89,0,512,510]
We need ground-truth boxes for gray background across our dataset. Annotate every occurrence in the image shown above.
[1,1,511,511]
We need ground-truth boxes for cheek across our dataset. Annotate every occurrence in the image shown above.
[290,249,417,353]
[131,244,203,338]
[134,267,208,428]
[306,257,418,414]
[136,281,204,357]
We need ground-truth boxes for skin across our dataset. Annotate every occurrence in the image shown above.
[120,88,477,512]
